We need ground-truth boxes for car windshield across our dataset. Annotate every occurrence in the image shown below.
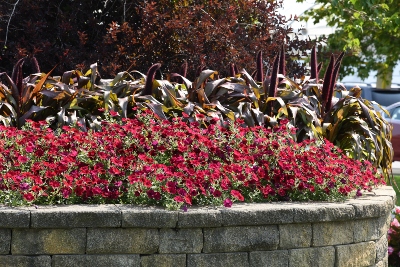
[379,102,400,120]
[389,107,400,120]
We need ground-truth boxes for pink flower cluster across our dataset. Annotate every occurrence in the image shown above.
[388,207,400,265]
[0,110,385,209]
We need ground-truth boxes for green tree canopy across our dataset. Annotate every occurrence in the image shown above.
[298,0,400,88]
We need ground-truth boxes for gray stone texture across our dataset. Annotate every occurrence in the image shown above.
[335,241,376,267]
[250,250,289,267]
[373,257,388,267]
[288,247,335,267]
[375,234,389,263]
[354,213,391,243]
[220,203,293,225]
[11,228,86,255]
[279,223,312,249]
[159,228,203,253]
[377,212,392,239]
[140,254,186,267]
[187,252,249,267]
[312,221,354,246]
[347,196,393,219]
[0,207,31,228]
[354,218,382,242]
[0,255,51,267]
[86,228,159,254]
[0,229,11,254]
[30,205,121,228]
[291,202,355,223]
[368,188,396,208]
[52,254,140,267]
[372,186,397,198]
[0,186,393,267]
[178,208,222,228]
[119,205,178,228]
[203,225,279,252]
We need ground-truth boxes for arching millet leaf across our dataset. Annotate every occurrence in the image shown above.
[310,46,318,80]
[326,52,345,112]
[268,53,280,99]
[266,52,280,116]
[279,44,286,77]
[230,63,236,77]
[11,57,25,96]
[256,50,264,82]
[31,56,41,74]
[142,63,161,96]
[180,61,188,78]
[321,54,335,114]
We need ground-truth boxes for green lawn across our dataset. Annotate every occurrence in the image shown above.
[391,175,400,206]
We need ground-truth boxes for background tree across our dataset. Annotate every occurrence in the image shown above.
[297,0,400,89]
[0,0,313,79]
[132,0,316,79]
[0,0,139,75]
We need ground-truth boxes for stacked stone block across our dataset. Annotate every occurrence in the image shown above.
[0,186,395,267]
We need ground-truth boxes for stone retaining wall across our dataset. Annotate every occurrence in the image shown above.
[0,186,395,267]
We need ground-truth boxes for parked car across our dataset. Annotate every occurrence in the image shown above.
[379,102,400,161]
[341,82,400,107]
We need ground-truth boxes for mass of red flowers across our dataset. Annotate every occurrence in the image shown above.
[0,109,385,210]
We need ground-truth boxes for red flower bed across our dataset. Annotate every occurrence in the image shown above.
[0,110,385,210]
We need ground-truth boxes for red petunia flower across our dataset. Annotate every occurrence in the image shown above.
[212,189,222,197]
[231,190,244,201]
[62,188,71,198]
[174,196,184,203]
[23,193,34,202]
[109,110,119,117]
[25,145,35,153]
[17,155,28,164]
[184,194,192,205]
[223,198,232,208]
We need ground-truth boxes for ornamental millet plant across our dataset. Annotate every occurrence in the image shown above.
[0,109,384,210]
[0,47,392,184]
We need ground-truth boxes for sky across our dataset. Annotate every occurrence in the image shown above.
[278,0,335,40]
[278,0,315,19]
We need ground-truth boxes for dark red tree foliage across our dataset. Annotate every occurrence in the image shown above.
[0,0,313,79]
